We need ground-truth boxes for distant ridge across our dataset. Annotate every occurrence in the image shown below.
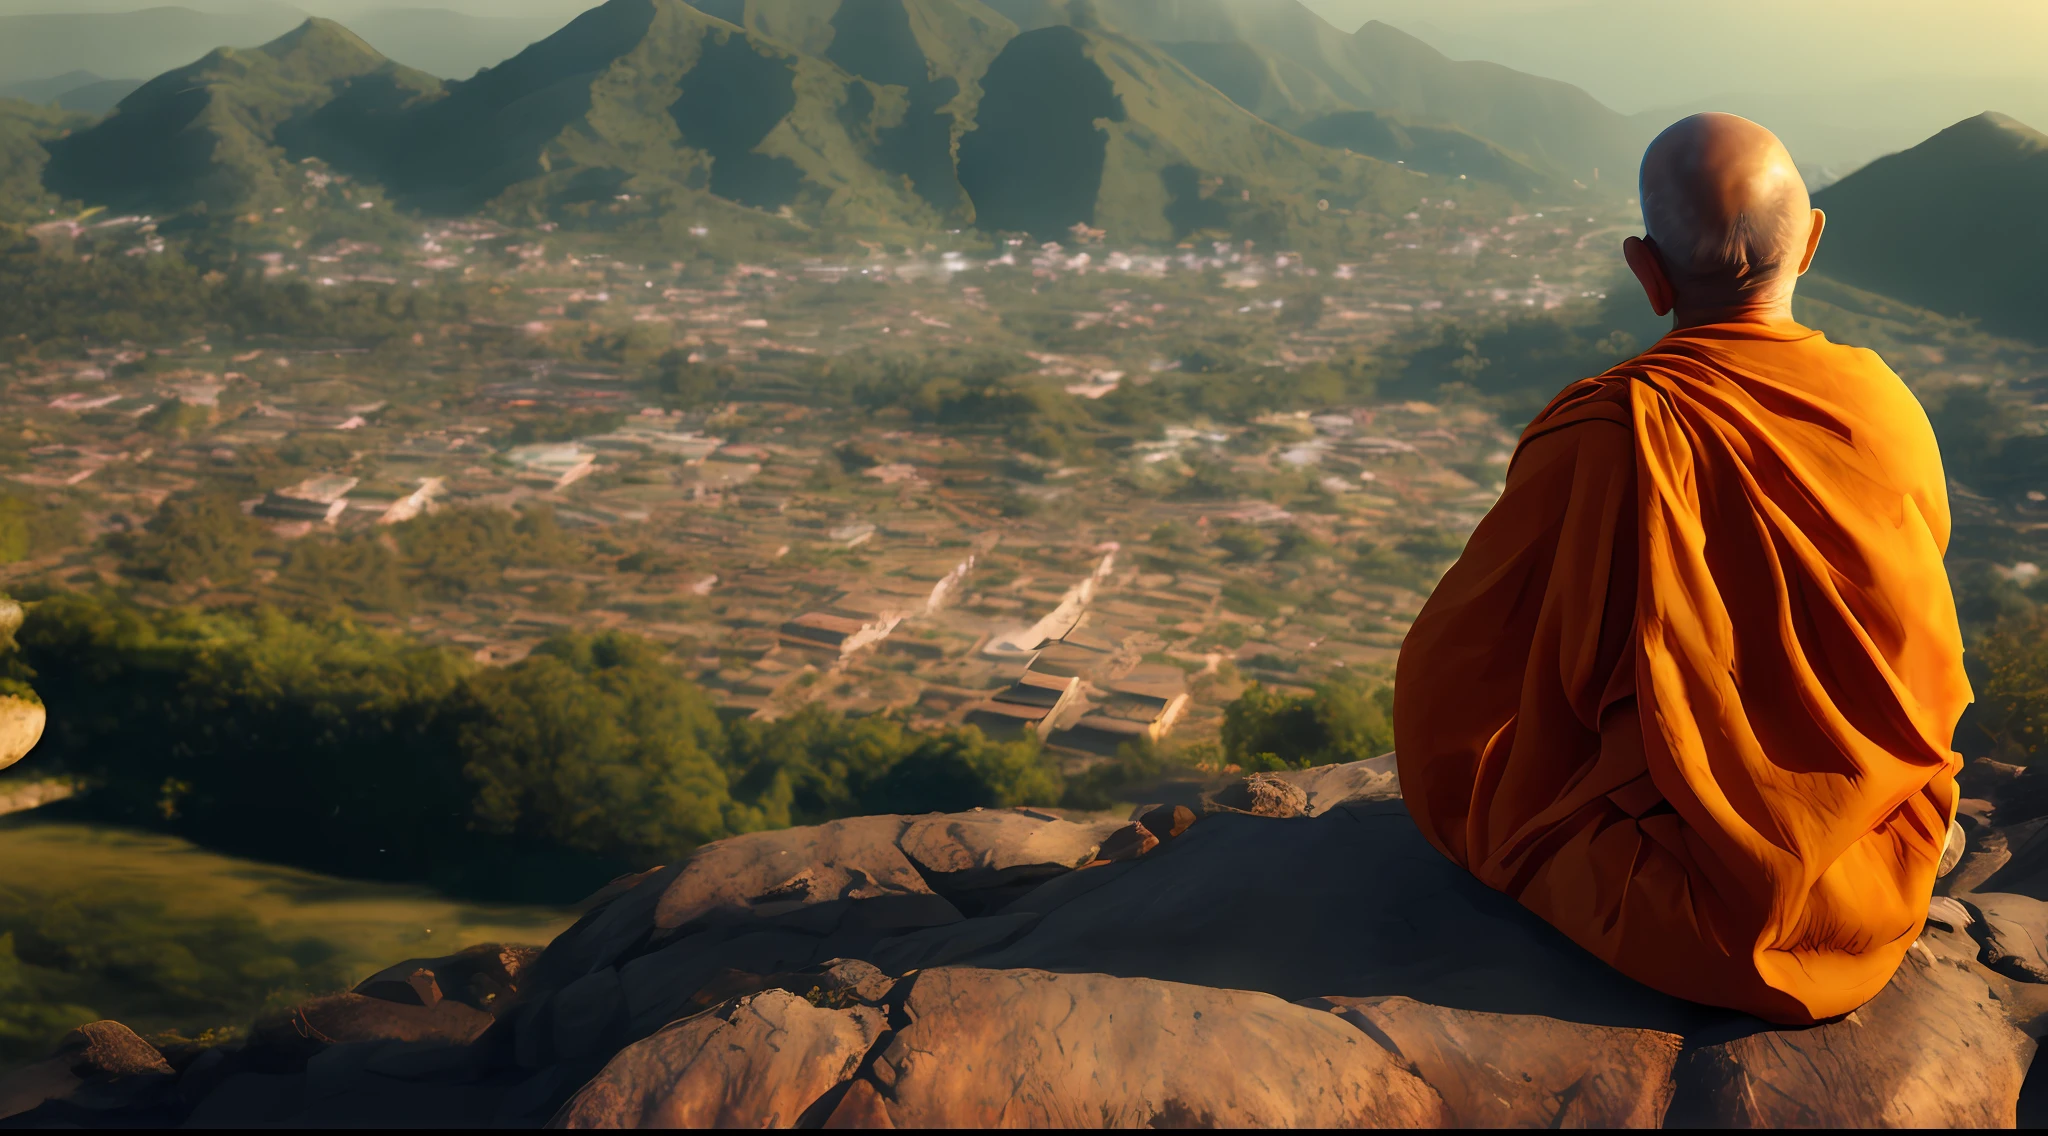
[28,0,1550,238]
[1813,112,2048,343]
[377,0,963,227]
[43,18,442,215]
[987,0,1639,185]
[660,0,1020,218]
[0,6,304,89]
[958,19,1474,239]
[1297,110,1549,193]
[0,97,87,225]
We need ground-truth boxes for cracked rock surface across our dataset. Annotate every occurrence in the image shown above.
[5,753,2046,1129]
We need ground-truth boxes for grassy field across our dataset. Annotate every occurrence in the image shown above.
[0,817,575,1065]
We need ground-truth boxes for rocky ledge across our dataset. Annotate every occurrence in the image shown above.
[5,755,2047,1128]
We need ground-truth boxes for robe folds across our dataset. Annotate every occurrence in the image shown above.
[1394,321,1971,1025]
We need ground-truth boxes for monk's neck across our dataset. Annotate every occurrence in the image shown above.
[1667,296,1799,332]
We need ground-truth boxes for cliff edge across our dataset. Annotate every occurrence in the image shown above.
[4,755,2044,1128]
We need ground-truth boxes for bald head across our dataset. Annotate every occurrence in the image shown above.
[1639,114,1819,305]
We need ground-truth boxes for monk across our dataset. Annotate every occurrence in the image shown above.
[1394,113,1971,1026]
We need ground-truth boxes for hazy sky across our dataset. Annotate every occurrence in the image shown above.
[1302,0,2048,113]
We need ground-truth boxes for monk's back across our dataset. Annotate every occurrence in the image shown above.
[1395,321,1969,1025]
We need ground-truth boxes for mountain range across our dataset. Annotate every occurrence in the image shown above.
[1812,111,2048,343]
[988,0,1638,183]
[0,4,579,85]
[0,96,82,225]
[34,0,1634,241]
[7,0,2043,343]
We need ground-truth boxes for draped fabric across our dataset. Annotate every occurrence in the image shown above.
[1394,321,1970,1024]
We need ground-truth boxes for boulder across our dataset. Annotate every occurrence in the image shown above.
[1201,771,1309,818]
[39,759,2048,1130]
[0,693,44,772]
[1960,758,2030,811]
[1087,821,1158,863]
[1136,803,1196,841]
[970,797,1724,1034]
[1940,817,1968,877]
[1982,817,2048,900]
[526,863,687,993]
[245,992,495,1069]
[1969,892,2048,983]
[0,1021,177,1123]
[1669,943,2035,1127]
[1301,995,1681,1127]
[555,989,885,1128]
[1941,816,2014,897]
[896,808,1120,890]
[1274,752,1401,815]
[1963,758,2048,827]
[830,967,1445,1128]
[609,928,827,1044]
[652,815,957,932]
[353,943,540,1015]
[57,1021,175,1079]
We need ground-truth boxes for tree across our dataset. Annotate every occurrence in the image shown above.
[1214,525,1272,562]
[277,536,413,613]
[650,349,734,408]
[1221,673,1394,771]
[1975,610,2048,764]
[1278,292,1325,328]
[0,493,77,565]
[119,493,267,585]
[395,505,583,597]
[459,632,733,861]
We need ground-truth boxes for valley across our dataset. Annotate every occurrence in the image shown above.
[0,0,2043,1083]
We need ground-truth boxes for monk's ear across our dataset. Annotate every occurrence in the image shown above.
[1624,236,1675,317]
[1796,209,1826,276]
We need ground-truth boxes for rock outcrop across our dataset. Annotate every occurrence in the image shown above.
[5,752,2046,1128]
[0,692,44,772]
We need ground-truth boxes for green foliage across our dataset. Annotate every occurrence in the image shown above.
[0,248,469,349]
[650,350,736,408]
[720,704,1063,825]
[1058,738,1170,811]
[140,398,214,439]
[460,633,732,863]
[5,596,1067,901]
[1973,610,2048,764]
[42,19,442,216]
[276,535,412,613]
[862,729,1062,815]
[1917,383,2048,501]
[807,345,1033,412]
[1274,525,1331,562]
[0,493,79,565]
[0,885,347,1064]
[1220,579,1285,618]
[10,595,475,880]
[1811,113,2048,344]
[394,505,583,598]
[1221,673,1394,771]
[1299,110,1553,193]
[1386,300,1651,421]
[0,98,89,225]
[505,411,625,445]
[1214,524,1272,562]
[118,492,268,586]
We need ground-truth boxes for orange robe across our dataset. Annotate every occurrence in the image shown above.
[1394,321,1971,1025]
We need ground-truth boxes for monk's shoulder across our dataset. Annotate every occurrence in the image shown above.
[1807,335,1941,444]
[1520,375,1634,446]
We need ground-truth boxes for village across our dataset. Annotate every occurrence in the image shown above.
[0,192,1709,766]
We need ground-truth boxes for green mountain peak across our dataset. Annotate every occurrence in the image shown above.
[1813,110,2048,343]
